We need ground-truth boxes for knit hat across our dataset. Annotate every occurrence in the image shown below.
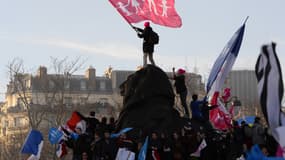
[144,21,150,27]
[177,68,186,74]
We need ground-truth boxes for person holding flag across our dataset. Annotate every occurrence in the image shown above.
[133,21,158,67]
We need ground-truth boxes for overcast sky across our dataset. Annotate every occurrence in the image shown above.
[0,0,285,101]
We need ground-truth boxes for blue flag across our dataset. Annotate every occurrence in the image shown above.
[48,127,64,144]
[21,129,44,158]
[138,136,149,160]
[110,127,133,138]
[206,22,246,95]
[246,145,284,160]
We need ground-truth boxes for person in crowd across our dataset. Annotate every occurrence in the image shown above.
[86,111,100,137]
[252,117,265,145]
[160,132,173,160]
[171,131,186,160]
[226,120,244,159]
[241,121,253,151]
[100,130,118,160]
[98,117,108,132]
[147,131,162,160]
[132,21,157,67]
[172,67,189,117]
[190,94,204,121]
[66,126,92,160]
[107,117,116,133]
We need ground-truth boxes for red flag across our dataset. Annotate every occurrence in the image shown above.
[152,149,161,160]
[210,93,232,130]
[109,0,182,28]
[67,111,86,133]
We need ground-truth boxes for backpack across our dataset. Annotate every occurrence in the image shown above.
[148,31,159,45]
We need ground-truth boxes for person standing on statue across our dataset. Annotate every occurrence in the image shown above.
[132,21,158,67]
[172,67,189,117]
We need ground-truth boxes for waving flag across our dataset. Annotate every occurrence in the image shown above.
[111,127,133,138]
[56,142,68,158]
[206,22,246,96]
[48,127,64,144]
[138,136,149,160]
[21,129,44,160]
[67,111,86,133]
[255,42,285,149]
[191,139,207,157]
[109,0,182,28]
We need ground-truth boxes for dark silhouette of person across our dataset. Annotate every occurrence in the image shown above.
[132,21,156,67]
[172,67,189,117]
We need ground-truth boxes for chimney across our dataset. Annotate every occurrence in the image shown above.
[85,66,96,80]
[37,66,47,78]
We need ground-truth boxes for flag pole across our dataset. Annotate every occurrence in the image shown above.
[243,16,249,24]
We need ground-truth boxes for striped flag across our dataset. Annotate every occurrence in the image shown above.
[21,129,44,160]
[255,42,285,149]
[206,22,246,96]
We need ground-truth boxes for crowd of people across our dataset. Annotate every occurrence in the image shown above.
[60,109,279,160]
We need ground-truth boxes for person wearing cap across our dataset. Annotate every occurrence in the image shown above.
[132,21,157,67]
[172,67,189,117]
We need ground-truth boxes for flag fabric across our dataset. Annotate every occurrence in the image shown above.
[115,148,136,160]
[210,92,232,130]
[56,142,68,158]
[221,88,231,102]
[21,129,44,160]
[206,23,245,95]
[246,144,284,160]
[48,127,64,144]
[67,111,86,133]
[191,139,207,157]
[110,127,133,138]
[138,136,149,160]
[109,0,182,28]
[255,42,285,148]
[152,149,161,160]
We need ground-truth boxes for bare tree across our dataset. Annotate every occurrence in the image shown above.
[5,57,86,159]
[7,58,45,129]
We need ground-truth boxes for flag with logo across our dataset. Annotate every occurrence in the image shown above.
[48,127,64,144]
[109,0,182,28]
[255,42,285,150]
[21,129,44,160]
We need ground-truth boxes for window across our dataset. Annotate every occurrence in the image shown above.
[99,81,106,90]
[80,97,88,105]
[14,117,22,127]
[99,98,108,105]
[64,97,72,105]
[64,80,70,89]
[25,79,31,89]
[80,81,86,90]
[49,80,55,89]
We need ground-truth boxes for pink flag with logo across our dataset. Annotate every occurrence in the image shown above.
[109,0,182,28]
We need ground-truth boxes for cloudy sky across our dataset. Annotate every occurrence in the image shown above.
[0,0,285,101]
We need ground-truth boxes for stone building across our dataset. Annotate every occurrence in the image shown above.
[0,66,204,138]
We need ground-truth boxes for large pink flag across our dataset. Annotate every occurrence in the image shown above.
[109,0,182,28]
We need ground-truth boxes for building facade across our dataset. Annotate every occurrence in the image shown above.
[0,66,204,138]
[224,70,259,115]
